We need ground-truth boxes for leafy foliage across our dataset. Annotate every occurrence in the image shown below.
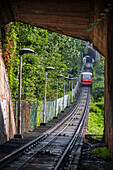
[83,1,113,32]
[91,147,111,160]
[92,60,104,101]
[2,22,87,101]
[87,58,104,135]
[88,99,104,135]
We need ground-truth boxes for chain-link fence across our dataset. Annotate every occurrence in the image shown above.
[13,73,82,134]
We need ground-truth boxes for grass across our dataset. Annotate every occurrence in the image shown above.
[87,97,104,135]
[87,61,104,136]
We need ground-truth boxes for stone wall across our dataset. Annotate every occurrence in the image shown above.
[104,8,113,158]
[0,36,15,144]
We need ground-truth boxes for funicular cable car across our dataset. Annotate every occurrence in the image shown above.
[81,72,92,86]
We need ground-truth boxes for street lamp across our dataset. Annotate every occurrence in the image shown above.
[63,77,69,111]
[68,78,73,107]
[55,74,63,118]
[42,67,54,125]
[69,78,74,103]
[72,78,77,100]
[15,48,34,138]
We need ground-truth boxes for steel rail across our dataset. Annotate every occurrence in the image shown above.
[0,89,82,168]
[66,110,89,170]
[54,88,90,170]
[16,99,83,170]
[18,87,90,170]
[66,91,90,170]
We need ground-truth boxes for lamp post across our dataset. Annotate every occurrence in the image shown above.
[70,78,74,103]
[55,74,63,117]
[72,78,77,100]
[15,48,34,137]
[42,67,54,125]
[68,78,73,107]
[63,77,69,110]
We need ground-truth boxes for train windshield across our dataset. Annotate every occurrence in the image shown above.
[83,74,91,79]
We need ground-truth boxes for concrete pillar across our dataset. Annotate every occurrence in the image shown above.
[104,9,113,158]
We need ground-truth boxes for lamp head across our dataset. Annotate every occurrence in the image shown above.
[45,67,55,72]
[64,77,69,80]
[57,74,63,78]
[19,48,34,55]
[68,78,73,80]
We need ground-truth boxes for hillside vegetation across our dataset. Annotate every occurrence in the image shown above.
[2,22,87,102]
[87,58,104,135]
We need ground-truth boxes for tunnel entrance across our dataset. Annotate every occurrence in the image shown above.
[1,22,105,145]
[0,0,113,159]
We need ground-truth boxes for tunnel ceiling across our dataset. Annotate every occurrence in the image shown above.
[0,0,110,56]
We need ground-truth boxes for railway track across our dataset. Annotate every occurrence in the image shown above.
[0,87,90,170]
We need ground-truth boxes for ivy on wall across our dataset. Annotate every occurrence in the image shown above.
[2,22,87,102]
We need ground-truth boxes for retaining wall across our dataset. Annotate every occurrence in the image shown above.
[0,39,15,144]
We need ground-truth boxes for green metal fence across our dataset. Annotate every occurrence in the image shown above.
[13,72,81,134]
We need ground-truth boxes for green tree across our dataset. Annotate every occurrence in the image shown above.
[2,22,87,101]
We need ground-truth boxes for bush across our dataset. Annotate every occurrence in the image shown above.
[88,59,104,135]
[87,98,104,135]
[91,147,111,160]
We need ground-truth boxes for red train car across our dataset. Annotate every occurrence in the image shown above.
[81,72,92,86]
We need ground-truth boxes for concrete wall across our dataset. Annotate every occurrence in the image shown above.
[0,36,15,144]
[91,0,113,158]
[104,9,113,158]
